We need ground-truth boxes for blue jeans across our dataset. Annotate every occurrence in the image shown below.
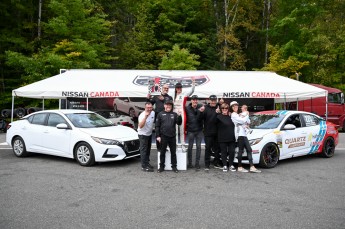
[187,131,203,165]
[139,134,152,168]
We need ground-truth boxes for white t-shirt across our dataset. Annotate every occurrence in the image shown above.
[137,111,155,136]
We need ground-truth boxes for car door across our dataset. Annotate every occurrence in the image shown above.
[40,113,72,157]
[280,114,309,158]
[27,113,49,151]
[301,113,325,154]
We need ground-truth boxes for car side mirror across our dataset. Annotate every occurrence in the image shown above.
[283,124,296,130]
[56,123,69,129]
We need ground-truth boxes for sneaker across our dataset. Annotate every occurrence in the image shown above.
[204,166,210,171]
[223,166,228,172]
[214,163,223,169]
[187,164,194,169]
[229,165,236,172]
[195,164,200,170]
[237,167,248,173]
[142,167,154,172]
[157,167,164,173]
[181,145,187,152]
[147,163,154,169]
[172,167,179,173]
[250,167,261,173]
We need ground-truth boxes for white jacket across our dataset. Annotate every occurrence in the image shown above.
[231,112,250,140]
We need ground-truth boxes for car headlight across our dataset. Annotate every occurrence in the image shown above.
[91,136,123,146]
[249,138,263,146]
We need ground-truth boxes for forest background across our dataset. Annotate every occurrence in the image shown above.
[1,0,344,109]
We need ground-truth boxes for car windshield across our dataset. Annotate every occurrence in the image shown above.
[66,113,114,128]
[249,114,285,129]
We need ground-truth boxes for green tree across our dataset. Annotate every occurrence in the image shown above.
[159,44,200,70]
[6,0,112,86]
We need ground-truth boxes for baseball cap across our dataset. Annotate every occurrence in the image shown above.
[209,95,217,100]
[190,95,198,100]
[230,101,239,107]
[175,82,182,88]
[164,100,174,105]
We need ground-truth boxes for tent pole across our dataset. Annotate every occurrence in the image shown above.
[59,99,61,110]
[284,93,286,110]
[42,98,44,110]
[11,96,14,122]
[86,98,89,110]
[296,98,298,110]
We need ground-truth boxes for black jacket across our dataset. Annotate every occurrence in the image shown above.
[147,94,173,113]
[201,104,218,136]
[216,114,235,142]
[156,110,182,138]
[185,103,203,132]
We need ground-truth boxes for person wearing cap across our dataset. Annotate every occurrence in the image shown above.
[230,102,261,173]
[185,94,204,170]
[216,102,236,172]
[155,99,182,173]
[147,83,173,152]
[171,80,195,150]
[200,95,222,170]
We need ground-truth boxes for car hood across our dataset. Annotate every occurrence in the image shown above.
[247,129,274,140]
[78,125,138,140]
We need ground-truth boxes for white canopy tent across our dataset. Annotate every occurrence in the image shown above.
[11,69,328,120]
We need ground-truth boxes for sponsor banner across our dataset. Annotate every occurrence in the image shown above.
[223,92,281,98]
[62,91,119,98]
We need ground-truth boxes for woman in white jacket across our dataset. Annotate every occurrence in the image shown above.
[230,101,261,173]
[171,81,195,150]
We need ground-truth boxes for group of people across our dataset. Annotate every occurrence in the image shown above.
[137,82,261,174]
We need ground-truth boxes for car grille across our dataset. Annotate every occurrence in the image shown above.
[124,139,140,153]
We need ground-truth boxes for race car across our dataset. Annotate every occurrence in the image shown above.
[234,110,339,168]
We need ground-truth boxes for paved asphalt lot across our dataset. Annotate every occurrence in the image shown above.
[0,133,344,229]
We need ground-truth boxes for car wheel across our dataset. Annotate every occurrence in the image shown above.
[12,136,29,157]
[321,137,335,158]
[259,143,279,168]
[74,142,95,166]
[129,108,136,118]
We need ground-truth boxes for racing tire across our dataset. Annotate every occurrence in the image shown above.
[12,136,30,157]
[74,142,95,166]
[27,107,42,114]
[1,109,12,118]
[259,143,280,168]
[15,107,26,118]
[321,137,335,158]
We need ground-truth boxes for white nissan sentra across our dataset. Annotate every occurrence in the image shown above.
[6,110,140,166]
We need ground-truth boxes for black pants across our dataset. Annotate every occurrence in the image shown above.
[160,135,177,168]
[237,136,253,166]
[204,134,220,167]
[219,142,235,167]
[139,134,152,168]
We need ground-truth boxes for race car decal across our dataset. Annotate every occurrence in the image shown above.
[276,110,289,115]
[308,120,326,154]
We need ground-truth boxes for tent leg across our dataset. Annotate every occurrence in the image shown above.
[11,96,14,122]
[42,98,45,110]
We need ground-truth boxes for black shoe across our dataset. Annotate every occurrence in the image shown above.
[195,164,200,170]
[157,167,164,173]
[214,163,223,169]
[172,167,179,173]
[142,167,154,172]
[147,163,154,169]
[187,164,194,169]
